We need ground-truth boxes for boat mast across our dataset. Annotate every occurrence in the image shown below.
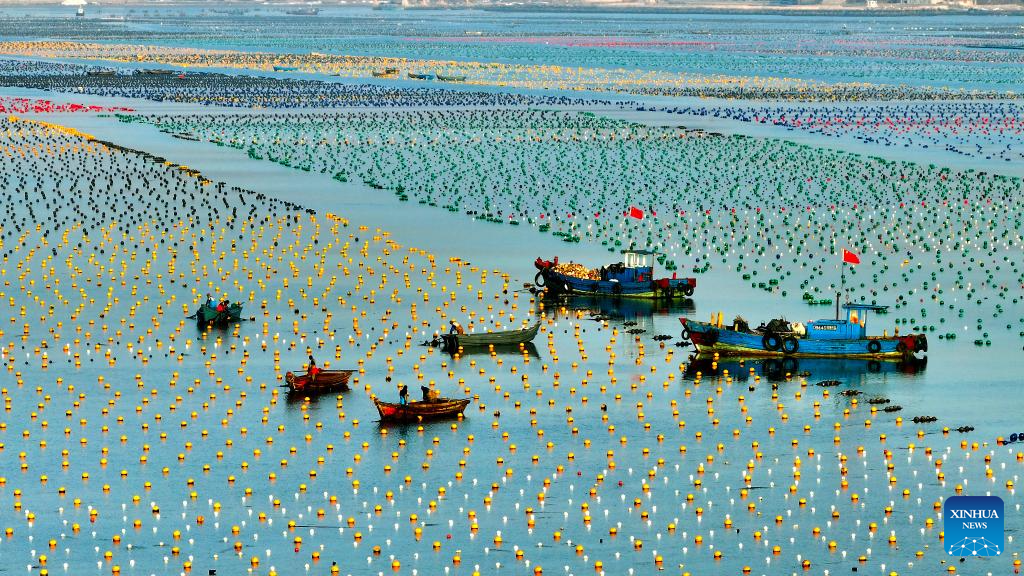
[837,257,848,321]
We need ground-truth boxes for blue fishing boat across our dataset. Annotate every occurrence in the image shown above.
[534,250,696,300]
[680,303,927,359]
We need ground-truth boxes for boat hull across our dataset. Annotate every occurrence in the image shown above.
[196,303,243,326]
[539,269,694,300]
[442,323,540,349]
[374,398,471,423]
[551,294,696,320]
[285,370,353,395]
[681,318,923,359]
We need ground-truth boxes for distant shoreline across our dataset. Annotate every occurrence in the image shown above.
[4,1,1024,14]
[469,5,1024,15]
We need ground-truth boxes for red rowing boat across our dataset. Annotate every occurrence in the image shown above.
[373,397,471,423]
[285,369,354,394]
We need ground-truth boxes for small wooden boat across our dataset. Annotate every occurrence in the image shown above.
[195,303,243,326]
[681,304,928,359]
[285,6,320,15]
[285,369,354,394]
[441,323,540,350]
[374,397,471,423]
[435,73,467,82]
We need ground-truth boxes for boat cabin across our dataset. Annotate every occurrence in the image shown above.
[602,249,657,283]
[805,303,888,340]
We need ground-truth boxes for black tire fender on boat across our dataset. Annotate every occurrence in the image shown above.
[867,340,882,354]
[533,271,546,288]
[680,326,690,341]
[782,336,799,355]
[762,333,781,351]
[895,341,907,353]
[706,328,719,344]
[682,284,694,297]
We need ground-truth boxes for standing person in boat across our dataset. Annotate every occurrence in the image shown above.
[205,293,214,307]
[449,320,465,335]
[306,355,320,383]
[421,385,432,402]
[399,384,409,405]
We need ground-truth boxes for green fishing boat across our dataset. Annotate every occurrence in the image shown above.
[195,303,244,327]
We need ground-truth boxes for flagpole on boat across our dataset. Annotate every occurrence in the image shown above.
[838,248,859,321]
[837,249,848,321]
[838,259,845,321]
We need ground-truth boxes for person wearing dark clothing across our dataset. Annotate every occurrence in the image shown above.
[449,320,464,335]
[421,385,432,402]
[307,355,320,382]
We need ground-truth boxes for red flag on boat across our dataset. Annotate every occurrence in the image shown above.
[842,249,860,265]
[628,206,644,220]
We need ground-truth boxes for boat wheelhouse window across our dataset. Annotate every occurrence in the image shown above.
[623,251,651,268]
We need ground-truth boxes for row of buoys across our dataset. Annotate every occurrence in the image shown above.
[0,57,600,110]
[659,101,1023,164]
[0,96,133,114]
[126,107,1024,339]
[1,40,1018,101]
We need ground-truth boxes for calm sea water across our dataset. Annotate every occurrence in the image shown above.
[1,8,1023,576]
